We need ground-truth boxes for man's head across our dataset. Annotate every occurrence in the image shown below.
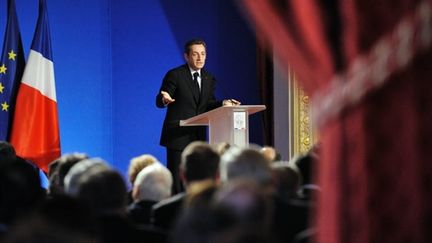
[180,141,220,185]
[260,146,281,162]
[184,39,206,71]
[48,153,89,196]
[220,146,273,190]
[64,159,127,214]
[0,141,16,165]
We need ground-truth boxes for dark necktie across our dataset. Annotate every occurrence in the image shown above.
[193,72,200,93]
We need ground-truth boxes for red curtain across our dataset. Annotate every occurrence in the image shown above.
[238,0,432,242]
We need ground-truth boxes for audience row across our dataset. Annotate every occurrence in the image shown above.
[0,141,319,243]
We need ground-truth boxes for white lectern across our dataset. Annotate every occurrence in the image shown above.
[180,105,266,147]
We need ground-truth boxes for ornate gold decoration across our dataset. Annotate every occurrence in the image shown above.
[289,72,316,157]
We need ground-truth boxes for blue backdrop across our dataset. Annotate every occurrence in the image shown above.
[0,0,262,181]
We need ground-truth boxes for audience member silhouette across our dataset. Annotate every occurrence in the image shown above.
[48,153,89,197]
[64,158,167,243]
[271,161,302,200]
[0,156,45,238]
[260,146,282,162]
[152,141,220,229]
[220,146,273,192]
[290,145,320,201]
[0,141,316,243]
[4,195,97,243]
[128,162,173,225]
[220,146,310,243]
[171,179,274,243]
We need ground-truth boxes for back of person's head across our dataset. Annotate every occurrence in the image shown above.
[63,158,109,196]
[181,141,220,184]
[260,146,281,162]
[0,157,44,225]
[271,162,301,199]
[290,153,315,186]
[0,141,16,165]
[48,153,88,196]
[128,154,158,186]
[220,146,273,189]
[132,162,172,202]
[67,164,127,214]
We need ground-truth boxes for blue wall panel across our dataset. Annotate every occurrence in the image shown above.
[0,0,261,181]
[111,0,182,173]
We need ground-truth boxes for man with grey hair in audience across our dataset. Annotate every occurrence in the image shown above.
[128,162,172,225]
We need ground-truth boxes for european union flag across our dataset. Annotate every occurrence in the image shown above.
[0,0,25,141]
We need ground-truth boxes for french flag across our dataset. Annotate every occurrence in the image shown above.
[11,0,60,172]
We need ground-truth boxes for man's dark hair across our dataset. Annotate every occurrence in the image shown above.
[184,39,206,55]
[48,153,89,196]
[181,141,219,183]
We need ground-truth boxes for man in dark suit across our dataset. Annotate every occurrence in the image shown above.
[151,141,220,229]
[156,39,239,193]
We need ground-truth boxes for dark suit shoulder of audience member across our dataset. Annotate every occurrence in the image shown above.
[272,195,311,243]
[128,200,157,225]
[3,194,98,243]
[2,217,95,243]
[152,192,186,229]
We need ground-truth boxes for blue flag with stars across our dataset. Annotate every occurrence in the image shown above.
[0,0,25,141]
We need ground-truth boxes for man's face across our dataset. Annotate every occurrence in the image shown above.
[184,44,206,70]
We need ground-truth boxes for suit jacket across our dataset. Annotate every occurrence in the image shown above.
[127,200,157,225]
[156,64,222,150]
[151,192,186,229]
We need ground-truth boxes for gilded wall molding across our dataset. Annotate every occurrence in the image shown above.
[289,72,316,157]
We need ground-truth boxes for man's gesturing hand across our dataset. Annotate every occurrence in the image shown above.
[161,91,175,106]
